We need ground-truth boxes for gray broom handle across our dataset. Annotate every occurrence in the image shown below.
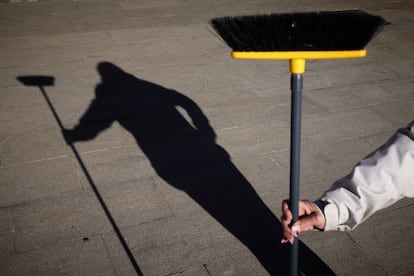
[290,73,303,276]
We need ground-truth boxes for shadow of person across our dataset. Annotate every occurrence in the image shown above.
[64,62,334,275]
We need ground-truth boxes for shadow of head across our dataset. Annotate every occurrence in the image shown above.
[96,61,132,86]
[97,61,124,76]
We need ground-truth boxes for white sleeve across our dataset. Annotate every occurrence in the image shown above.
[320,121,414,231]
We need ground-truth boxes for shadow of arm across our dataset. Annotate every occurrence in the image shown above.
[168,89,216,140]
[64,98,114,143]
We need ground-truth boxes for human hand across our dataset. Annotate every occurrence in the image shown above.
[281,200,326,244]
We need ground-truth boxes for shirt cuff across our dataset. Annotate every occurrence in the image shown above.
[321,201,340,231]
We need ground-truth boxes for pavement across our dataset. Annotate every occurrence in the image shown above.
[1,0,413,275]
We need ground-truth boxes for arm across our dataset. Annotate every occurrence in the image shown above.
[281,121,414,242]
[167,89,216,140]
[321,122,414,231]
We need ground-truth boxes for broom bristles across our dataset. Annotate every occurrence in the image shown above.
[210,10,387,51]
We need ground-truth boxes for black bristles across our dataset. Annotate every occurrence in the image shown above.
[210,10,387,51]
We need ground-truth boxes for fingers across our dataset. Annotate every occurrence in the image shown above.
[281,200,296,244]
[281,220,297,244]
[292,213,320,232]
[298,200,326,230]
[281,231,297,244]
[280,199,326,244]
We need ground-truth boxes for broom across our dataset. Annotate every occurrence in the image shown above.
[210,10,387,275]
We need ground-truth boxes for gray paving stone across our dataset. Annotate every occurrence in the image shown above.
[0,157,84,207]
[302,108,396,142]
[0,36,30,50]
[373,41,414,77]
[265,136,375,201]
[84,9,161,32]
[306,137,374,180]
[0,127,71,165]
[103,215,243,275]
[135,61,258,107]
[0,207,15,259]
[118,0,183,10]
[396,267,414,276]
[379,77,414,98]
[299,230,387,276]
[378,8,414,26]
[372,28,414,47]
[217,93,326,126]
[94,178,174,228]
[240,63,292,98]
[153,177,205,218]
[99,231,137,276]
[0,61,96,87]
[0,86,56,134]
[77,33,215,68]
[0,1,125,36]
[304,83,394,112]
[107,24,211,44]
[150,2,263,26]
[348,205,414,275]
[104,211,282,275]
[304,62,398,91]
[10,192,112,252]
[199,105,237,131]
[0,235,115,276]
[370,98,414,127]
[230,151,287,195]
[167,265,211,276]
[217,95,291,125]
[0,47,83,69]
[204,248,269,275]
[216,120,292,155]
[360,129,401,148]
[76,145,154,186]
[27,31,113,49]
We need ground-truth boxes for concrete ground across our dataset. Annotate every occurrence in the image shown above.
[1,0,413,275]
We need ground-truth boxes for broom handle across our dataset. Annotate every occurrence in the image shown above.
[290,73,303,276]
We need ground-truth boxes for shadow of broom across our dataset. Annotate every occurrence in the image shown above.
[17,75,144,276]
